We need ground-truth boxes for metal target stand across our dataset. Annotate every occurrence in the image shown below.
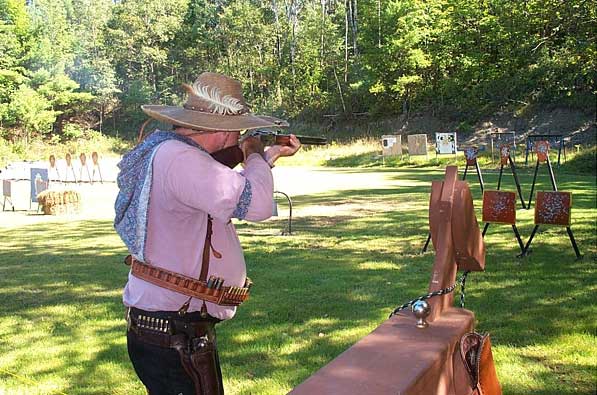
[527,141,557,209]
[273,191,293,235]
[496,144,526,209]
[525,134,565,167]
[462,147,485,193]
[519,191,582,260]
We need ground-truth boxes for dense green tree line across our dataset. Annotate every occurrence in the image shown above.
[0,0,594,139]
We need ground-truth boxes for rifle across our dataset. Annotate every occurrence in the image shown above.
[242,129,327,146]
[212,130,327,168]
[137,120,326,168]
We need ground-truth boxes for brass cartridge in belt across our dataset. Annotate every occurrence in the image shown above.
[208,277,221,295]
[130,259,252,307]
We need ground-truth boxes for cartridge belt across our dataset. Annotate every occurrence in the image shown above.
[127,307,218,349]
[125,256,252,307]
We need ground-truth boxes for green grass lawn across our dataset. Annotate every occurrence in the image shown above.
[0,167,595,394]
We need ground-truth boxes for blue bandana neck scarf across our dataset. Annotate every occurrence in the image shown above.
[114,130,205,261]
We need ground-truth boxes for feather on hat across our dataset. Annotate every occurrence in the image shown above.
[141,72,288,132]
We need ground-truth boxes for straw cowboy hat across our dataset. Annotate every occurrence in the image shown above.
[141,72,288,132]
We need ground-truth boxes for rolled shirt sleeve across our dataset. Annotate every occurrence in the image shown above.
[164,145,274,222]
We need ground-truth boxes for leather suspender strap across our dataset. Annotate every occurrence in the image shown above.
[199,216,215,282]
[197,215,215,316]
[125,215,251,307]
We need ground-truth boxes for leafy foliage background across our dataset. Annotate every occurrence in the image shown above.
[0,0,595,140]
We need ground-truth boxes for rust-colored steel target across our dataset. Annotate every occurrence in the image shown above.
[499,145,510,165]
[464,147,478,166]
[535,191,571,226]
[534,141,550,163]
[482,191,516,225]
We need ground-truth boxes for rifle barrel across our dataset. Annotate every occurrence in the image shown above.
[296,135,327,145]
[272,134,327,146]
[249,130,328,146]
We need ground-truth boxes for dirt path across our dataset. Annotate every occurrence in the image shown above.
[0,166,430,228]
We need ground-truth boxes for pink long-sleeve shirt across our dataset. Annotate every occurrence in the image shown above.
[123,140,273,320]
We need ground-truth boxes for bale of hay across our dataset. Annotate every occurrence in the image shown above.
[37,190,81,215]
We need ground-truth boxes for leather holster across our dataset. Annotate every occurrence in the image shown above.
[171,321,223,395]
[457,332,502,395]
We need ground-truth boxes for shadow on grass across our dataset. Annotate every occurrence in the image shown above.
[231,180,595,392]
[0,168,594,394]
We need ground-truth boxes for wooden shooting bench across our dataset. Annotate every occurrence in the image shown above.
[290,167,486,395]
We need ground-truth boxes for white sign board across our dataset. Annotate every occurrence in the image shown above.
[381,135,402,156]
[435,132,457,154]
[383,137,397,148]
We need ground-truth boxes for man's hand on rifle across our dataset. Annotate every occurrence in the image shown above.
[264,134,301,167]
[240,136,265,161]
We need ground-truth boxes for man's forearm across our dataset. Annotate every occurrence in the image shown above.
[241,154,274,221]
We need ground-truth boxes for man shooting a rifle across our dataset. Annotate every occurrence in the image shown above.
[114,72,301,394]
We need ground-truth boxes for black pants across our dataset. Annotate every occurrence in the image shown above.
[127,309,224,395]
